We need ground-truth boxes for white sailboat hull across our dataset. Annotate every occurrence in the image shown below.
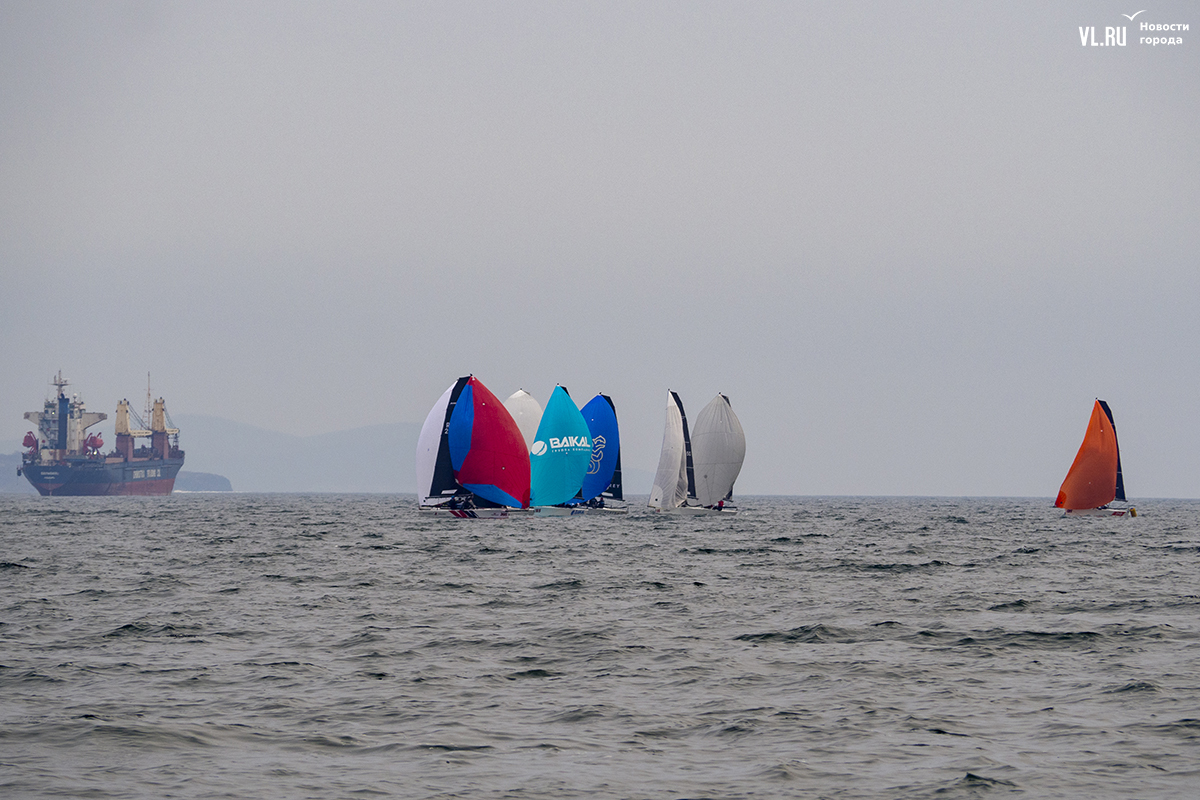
[533,505,588,517]
[1063,505,1137,517]
[541,504,629,515]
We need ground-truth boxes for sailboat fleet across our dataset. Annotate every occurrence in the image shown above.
[417,376,634,518]
[417,377,743,518]
[418,378,1139,519]
[648,392,745,514]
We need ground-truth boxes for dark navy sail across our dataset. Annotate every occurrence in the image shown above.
[430,377,469,500]
[1099,400,1126,502]
[673,391,697,501]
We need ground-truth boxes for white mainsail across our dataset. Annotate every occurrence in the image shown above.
[504,389,544,452]
[691,394,746,506]
[416,382,455,506]
[649,391,689,509]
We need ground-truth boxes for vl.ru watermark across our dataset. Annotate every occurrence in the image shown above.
[1079,11,1188,47]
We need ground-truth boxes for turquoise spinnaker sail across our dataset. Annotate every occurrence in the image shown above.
[530,386,592,506]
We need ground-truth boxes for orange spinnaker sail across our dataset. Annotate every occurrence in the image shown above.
[1055,400,1119,510]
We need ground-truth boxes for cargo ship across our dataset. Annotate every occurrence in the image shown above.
[18,372,185,496]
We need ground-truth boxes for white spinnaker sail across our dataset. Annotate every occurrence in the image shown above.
[649,392,686,509]
[416,382,454,506]
[503,389,544,452]
[691,394,746,506]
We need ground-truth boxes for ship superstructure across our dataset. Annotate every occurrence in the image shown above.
[19,372,185,496]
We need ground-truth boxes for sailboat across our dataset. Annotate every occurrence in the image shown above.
[1055,399,1136,517]
[691,394,746,513]
[649,391,693,512]
[579,393,625,513]
[416,376,531,518]
[530,386,593,517]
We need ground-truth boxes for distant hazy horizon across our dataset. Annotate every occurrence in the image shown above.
[6,409,1194,501]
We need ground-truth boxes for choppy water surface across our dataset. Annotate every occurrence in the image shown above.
[2,495,1199,799]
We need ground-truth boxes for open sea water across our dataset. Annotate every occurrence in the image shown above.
[2,494,1198,799]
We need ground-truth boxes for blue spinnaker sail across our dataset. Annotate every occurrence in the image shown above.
[580,394,620,502]
[447,382,474,472]
[530,386,592,506]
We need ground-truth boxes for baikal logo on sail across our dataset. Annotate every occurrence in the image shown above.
[531,436,591,457]
[1078,10,1188,48]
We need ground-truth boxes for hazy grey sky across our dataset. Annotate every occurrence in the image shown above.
[3,1,1197,497]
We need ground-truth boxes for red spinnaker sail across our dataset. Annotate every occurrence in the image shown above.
[451,377,531,508]
[1055,400,1119,510]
